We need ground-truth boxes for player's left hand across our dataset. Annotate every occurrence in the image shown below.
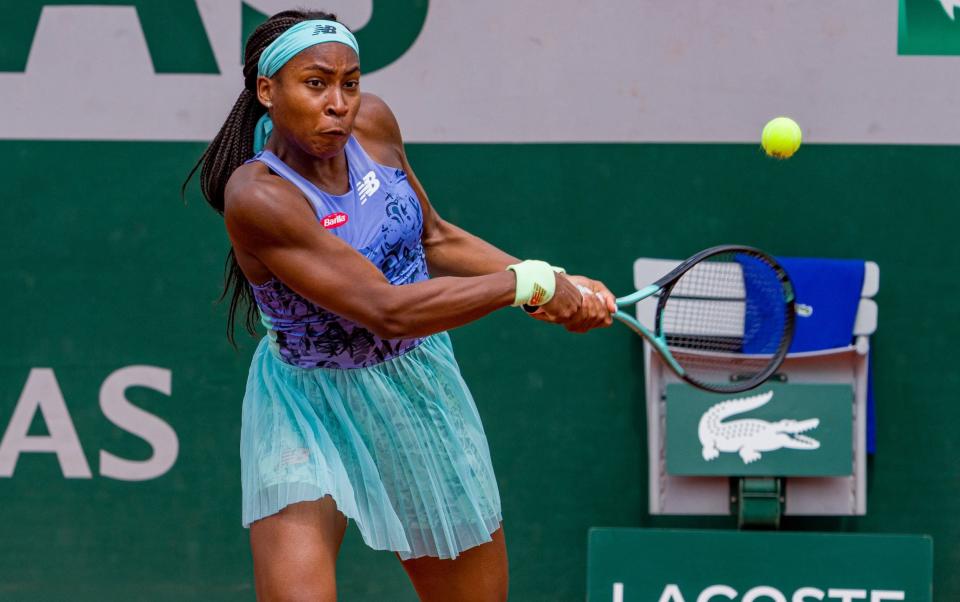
[529,274,615,333]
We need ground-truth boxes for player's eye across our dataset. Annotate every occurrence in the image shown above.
[344,80,359,89]
[306,79,324,87]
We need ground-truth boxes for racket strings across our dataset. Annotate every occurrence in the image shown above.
[658,252,789,386]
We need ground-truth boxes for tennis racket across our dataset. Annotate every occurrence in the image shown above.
[613,245,795,393]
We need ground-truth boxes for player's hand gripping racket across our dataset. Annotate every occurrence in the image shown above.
[612,245,795,393]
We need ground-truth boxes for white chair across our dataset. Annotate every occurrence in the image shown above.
[635,257,879,517]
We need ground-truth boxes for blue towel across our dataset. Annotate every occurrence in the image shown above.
[867,362,876,454]
[778,257,865,353]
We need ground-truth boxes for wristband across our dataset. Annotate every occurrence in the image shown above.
[506,260,556,307]
[520,265,566,313]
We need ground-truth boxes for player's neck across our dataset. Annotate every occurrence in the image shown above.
[268,137,350,196]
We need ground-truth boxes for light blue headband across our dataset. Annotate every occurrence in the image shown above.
[253,20,360,152]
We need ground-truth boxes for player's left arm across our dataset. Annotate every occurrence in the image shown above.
[354,93,615,323]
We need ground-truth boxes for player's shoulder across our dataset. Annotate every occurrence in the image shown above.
[224,163,312,241]
[356,92,400,137]
[354,92,404,167]
[225,161,289,217]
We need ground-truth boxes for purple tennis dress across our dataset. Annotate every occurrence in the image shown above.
[238,136,502,560]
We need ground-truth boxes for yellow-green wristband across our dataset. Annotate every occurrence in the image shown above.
[521,265,566,313]
[506,260,556,307]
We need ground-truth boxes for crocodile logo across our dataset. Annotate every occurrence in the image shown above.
[698,391,820,464]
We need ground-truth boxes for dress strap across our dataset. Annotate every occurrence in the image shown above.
[249,150,332,216]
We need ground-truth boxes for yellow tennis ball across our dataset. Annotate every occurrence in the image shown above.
[761,117,802,159]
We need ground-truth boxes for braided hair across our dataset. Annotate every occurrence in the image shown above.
[184,10,339,346]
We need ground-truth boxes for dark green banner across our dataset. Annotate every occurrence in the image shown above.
[3,141,960,600]
[588,529,933,602]
[666,383,853,477]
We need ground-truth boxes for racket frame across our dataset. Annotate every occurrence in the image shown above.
[613,245,795,393]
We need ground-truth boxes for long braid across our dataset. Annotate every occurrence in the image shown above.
[184,10,339,346]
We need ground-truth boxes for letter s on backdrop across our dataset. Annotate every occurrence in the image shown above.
[99,366,178,481]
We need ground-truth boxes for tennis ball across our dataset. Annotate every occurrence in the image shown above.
[761,117,802,159]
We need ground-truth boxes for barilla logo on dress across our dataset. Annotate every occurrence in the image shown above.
[322,212,349,229]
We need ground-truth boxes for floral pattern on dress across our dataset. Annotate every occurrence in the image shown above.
[252,184,430,369]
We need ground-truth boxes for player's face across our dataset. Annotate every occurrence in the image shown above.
[260,43,361,159]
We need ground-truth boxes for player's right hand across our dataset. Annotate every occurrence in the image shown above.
[530,274,615,333]
[533,273,583,327]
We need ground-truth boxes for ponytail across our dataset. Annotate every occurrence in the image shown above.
[184,9,339,346]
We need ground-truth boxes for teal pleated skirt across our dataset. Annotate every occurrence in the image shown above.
[240,331,502,560]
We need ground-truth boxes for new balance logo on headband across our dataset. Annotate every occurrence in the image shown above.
[313,24,338,35]
[357,171,381,205]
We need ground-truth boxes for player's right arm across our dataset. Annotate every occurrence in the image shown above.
[223,171,582,339]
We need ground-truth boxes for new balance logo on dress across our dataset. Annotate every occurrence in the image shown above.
[280,448,310,465]
[357,171,381,205]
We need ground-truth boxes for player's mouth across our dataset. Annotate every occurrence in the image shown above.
[319,128,347,137]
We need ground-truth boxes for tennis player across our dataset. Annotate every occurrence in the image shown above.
[189,10,615,601]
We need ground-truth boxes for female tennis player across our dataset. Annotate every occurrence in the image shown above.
[189,10,615,601]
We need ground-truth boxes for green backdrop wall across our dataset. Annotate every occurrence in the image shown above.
[1,141,957,600]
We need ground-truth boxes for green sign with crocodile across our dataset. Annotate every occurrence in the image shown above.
[666,383,853,477]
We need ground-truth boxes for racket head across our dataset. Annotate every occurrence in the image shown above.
[652,245,795,393]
